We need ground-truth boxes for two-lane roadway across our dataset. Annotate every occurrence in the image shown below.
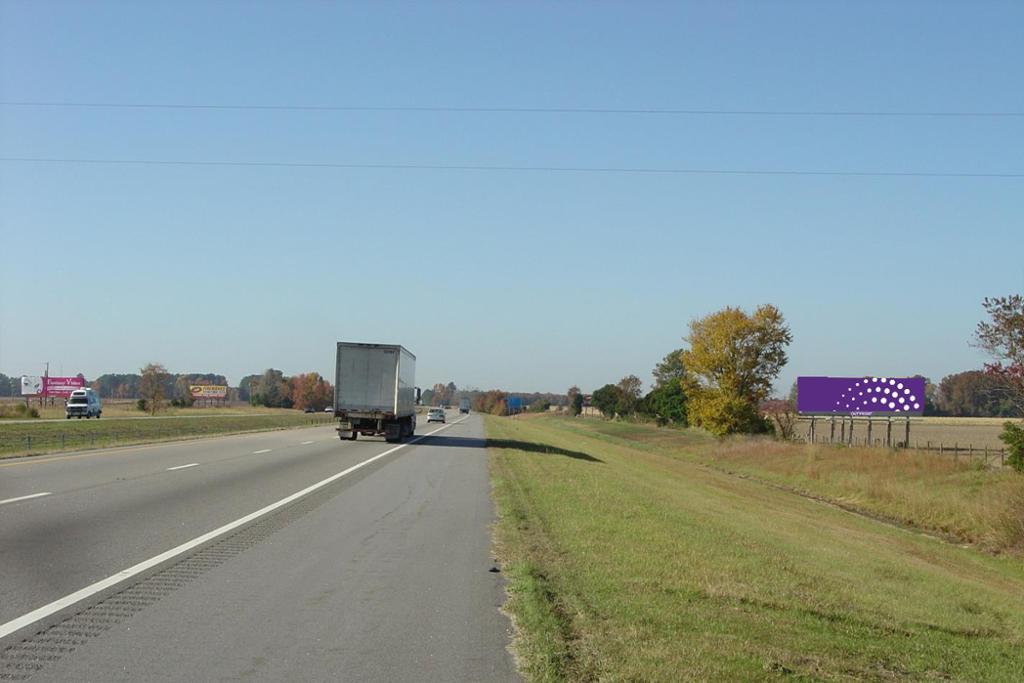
[0,411,518,681]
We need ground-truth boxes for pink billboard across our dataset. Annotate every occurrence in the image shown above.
[43,376,86,398]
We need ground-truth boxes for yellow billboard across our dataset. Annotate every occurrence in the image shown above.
[190,385,228,399]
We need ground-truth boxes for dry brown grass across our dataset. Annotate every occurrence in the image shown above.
[795,415,1011,450]
[701,437,1024,554]
[555,417,1024,555]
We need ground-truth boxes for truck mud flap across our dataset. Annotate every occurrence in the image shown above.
[384,423,403,443]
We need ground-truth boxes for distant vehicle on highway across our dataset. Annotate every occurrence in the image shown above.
[459,398,470,414]
[323,406,333,412]
[65,388,102,419]
[303,406,316,413]
[427,408,446,423]
[335,342,417,442]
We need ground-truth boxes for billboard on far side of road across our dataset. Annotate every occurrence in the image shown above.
[797,376,925,416]
[20,375,86,397]
[21,376,43,396]
[190,385,228,399]
[44,376,87,397]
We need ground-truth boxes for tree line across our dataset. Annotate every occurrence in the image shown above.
[234,368,333,410]
[580,298,1023,437]
[0,365,333,415]
[583,305,787,434]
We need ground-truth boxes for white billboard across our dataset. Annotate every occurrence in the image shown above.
[21,376,43,396]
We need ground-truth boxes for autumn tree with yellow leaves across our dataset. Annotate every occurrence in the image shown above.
[681,304,792,435]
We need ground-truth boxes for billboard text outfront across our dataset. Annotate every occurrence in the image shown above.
[190,385,228,399]
[797,376,925,416]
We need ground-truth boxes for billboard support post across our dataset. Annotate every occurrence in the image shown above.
[904,418,910,449]
[886,417,892,448]
[830,416,835,442]
[867,419,873,446]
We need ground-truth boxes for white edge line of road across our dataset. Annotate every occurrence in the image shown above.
[0,415,469,641]
[0,492,53,506]
[166,463,199,471]
[252,448,272,454]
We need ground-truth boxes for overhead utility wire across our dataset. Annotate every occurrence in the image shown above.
[1,157,1020,178]
[1,101,1022,118]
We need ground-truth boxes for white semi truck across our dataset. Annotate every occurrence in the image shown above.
[334,342,417,443]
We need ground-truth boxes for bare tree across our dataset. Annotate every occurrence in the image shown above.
[762,399,798,440]
[617,375,643,415]
[974,295,1024,413]
[139,363,170,416]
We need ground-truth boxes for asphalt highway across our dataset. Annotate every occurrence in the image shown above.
[0,411,518,681]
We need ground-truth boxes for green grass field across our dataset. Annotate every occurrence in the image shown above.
[0,413,334,458]
[487,415,1024,681]
[0,398,311,420]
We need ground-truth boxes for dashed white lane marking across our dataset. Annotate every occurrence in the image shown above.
[252,449,271,454]
[0,415,468,640]
[166,463,199,471]
[0,492,52,506]
[300,441,314,445]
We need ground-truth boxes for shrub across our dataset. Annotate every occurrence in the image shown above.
[639,382,688,427]
[688,389,770,436]
[137,398,148,412]
[1001,421,1024,472]
[0,403,40,419]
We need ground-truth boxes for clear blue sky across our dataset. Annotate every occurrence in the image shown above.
[1,1,1021,394]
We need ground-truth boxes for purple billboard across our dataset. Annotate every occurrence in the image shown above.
[797,376,925,416]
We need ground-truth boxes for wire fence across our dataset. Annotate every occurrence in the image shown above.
[794,416,1010,466]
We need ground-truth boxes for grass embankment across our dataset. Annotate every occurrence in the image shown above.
[0,413,334,458]
[558,418,1024,555]
[488,414,1024,681]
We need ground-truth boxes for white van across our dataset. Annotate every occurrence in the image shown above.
[65,388,102,419]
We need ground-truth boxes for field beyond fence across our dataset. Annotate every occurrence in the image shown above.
[0,413,334,458]
[794,415,1010,462]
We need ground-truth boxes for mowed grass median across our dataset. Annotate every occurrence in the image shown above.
[487,415,1024,681]
[0,413,334,458]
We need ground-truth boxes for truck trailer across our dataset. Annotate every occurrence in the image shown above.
[334,342,417,443]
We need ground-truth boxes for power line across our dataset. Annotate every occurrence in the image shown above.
[1,156,1021,178]
[1,101,1022,118]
